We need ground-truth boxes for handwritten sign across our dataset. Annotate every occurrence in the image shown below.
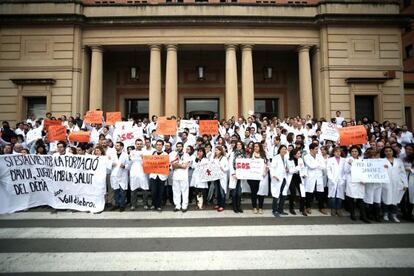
[179,120,198,134]
[43,119,62,132]
[320,122,339,142]
[199,120,218,135]
[351,159,389,183]
[68,131,91,143]
[84,111,103,125]
[195,161,224,182]
[142,155,170,175]
[235,158,265,180]
[106,112,122,126]
[338,125,367,146]
[156,119,177,136]
[48,125,67,141]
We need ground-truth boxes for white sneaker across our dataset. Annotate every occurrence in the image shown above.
[390,214,400,223]
[383,213,389,221]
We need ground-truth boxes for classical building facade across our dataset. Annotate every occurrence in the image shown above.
[0,0,408,124]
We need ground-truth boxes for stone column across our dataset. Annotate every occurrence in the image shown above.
[165,44,178,117]
[149,45,162,117]
[298,45,314,118]
[241,45,254,118]
[89,46,103,110]
[225,44,238,119]
[312,46,322,119]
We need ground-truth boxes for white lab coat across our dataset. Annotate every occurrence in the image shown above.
[382,158,408,205]
[326,157,346,200]
[128,149,150,191]
[344,157,365,199]
[303,153,326,193]
[191,158,209,189]
[214,156,229,193]
[404,161,414,204]
[270,154,288,198]
[286,158,307,197]
[109,151,129,190]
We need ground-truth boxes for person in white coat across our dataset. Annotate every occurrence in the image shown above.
[212,145,229,212]
[381,146,408,223]
[402,143,414,221]
[191,147,209,209]
[344,145,367,222]
[148,140,169,212]
[171,142,191,212]
[270,145,289,217]
[229,140,246,213]
[362,148,382,222]
[326,147,346,217]
[129,138,151,210]
[303,143,327,215]
[109,141,129,211]
[246,142,268,215]
[287,148,307,216]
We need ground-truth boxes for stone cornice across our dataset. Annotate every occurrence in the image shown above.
[10,78,56,86]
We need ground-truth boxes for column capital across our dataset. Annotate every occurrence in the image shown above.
[225,44,238,51]
[149,44,162,51]
[90,45,103,52]
[166,44,178,51]
[297,45,312,53]
[241,44,254,51]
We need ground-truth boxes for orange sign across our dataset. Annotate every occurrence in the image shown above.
[338,125,367,146]
[84,111,103,125]
[199,120,218,135]
[106,112,122,126]
[48,125,67,142]
[156,119,177,136]
[68,131,91,143]
[142,155,170,175]
[44,119,62,132]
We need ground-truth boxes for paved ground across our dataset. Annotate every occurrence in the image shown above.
[0,202,413,275]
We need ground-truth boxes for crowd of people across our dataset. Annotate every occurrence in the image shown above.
[1,110,413,223]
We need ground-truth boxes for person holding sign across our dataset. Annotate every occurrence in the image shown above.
[229,141,246,213]
[191,147,209,209]
[149,140,168,212]
[326,147,346,217]
[212,146,229,212]
[381,146,408,223]
[344,146,367,222]
[270,145,289,217]
[286,148,307,216]
[109,142,129,212]
[247,143,268,215]
[363,148,382,222]
[129,139,150,211]
[171,142,191,212]
[303,143,327,215]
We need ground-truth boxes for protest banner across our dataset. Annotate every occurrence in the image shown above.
[25,129,42,143]
[156,119,177,136]
[0,155,107,214]
[48,125,67,141]
[179,120,198,134]
[351,159,390,184]
[43,119,62,132]
[199,120,218,135]
[338,125,367,146]
[84,110,103,125]
[195,161,224,182]
[114,121,144,148]
[142,155,170,175]
[320,122,339,142]
[68,131,91,143]
[106,112,122,125]
[235,158,265,180]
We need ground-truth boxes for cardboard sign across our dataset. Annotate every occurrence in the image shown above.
[84,111,103,125]
[199,120,218,135]
[320,122,340,142]
[351,159,390,184]
[142,155,170,175]
[114,121,144,148]
[68,131,91,143]
[48,125,67,141]
[43,119,62,132]
[195,161,224,182]
[235,158,265,180]
[179,120,198,133]
[106,112,122,126]
[156,119,177,136]
[338,125,367,146]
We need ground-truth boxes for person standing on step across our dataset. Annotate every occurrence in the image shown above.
[286,148,307,216]
[270,145,289,217]
[326,147,346,217]
[247,142,268,215]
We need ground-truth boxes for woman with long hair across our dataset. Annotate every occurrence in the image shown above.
[213,145,229,212]
[191,147,209,209]
[286,148,307,216]
[270,145,289,217]
[229,140,246,213]
[326,147,346,217]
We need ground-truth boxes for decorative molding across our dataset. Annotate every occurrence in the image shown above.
[10,78,56,86]
[345,77,388,84]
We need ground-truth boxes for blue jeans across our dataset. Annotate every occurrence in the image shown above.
[114,188,126,208]
[330,198,342,210]
[231,180,242,210]
[215,180,226,208]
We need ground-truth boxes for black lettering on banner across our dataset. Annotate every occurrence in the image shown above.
[13,184,29,195]
[10,169,33,181]
[58,194,96,208]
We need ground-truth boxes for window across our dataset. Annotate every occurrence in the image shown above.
[405,45,413,59]
[125,99,149,120]
[355,96,375,123]
[26,97,46,120]
[404,0,411,8]
[185,99,219,119]
[254,98,279,118]
[405,24,412,34]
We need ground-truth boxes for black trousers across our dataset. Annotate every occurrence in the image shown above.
[150,176,165,209]
[305,191,324,210]
[289,177,305,212]
[247,180,264,209]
